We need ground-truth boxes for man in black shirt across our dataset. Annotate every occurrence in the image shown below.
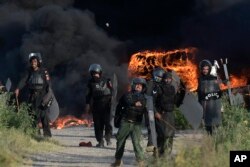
[85,64,113,147]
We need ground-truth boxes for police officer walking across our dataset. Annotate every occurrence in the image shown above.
[112,77,147,167]
[85,64,113,147]
[154,72,176,156]
[15,52,52,137]
[197,60,222,135]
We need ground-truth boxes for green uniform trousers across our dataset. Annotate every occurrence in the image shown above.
[115,120,144,161]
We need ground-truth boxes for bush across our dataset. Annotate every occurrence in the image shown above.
[0,92,35,135]
[174,107,191,130]
[153,96,250,167]
[0,93,60,166]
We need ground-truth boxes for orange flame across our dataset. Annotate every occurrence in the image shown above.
[220,74,248,90]
[128,48,248,91]
[52,114,93,129]
[128,48,199,91]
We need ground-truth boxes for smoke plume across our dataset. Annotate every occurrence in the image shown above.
[0,0,127,116]
[180,0,250,76]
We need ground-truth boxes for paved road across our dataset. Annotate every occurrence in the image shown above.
[24,126,203,167]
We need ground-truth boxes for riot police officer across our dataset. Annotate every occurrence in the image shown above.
[85,64,113,147]
[145,67,165,151]
[154,72,176,155]
[112,77,147,167]
[197,60,222,135]
[15,52,52,137]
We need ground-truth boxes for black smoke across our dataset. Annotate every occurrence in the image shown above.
[73,0,250,75]
[181,0,250,75]
[1,0,250,116]
[0,0,128,116]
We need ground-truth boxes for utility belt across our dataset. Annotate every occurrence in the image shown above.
[126,119,136,123]
[29,84,44,91]
[123,110,143,123]
[123,118,141,124]
[201,91,222,101]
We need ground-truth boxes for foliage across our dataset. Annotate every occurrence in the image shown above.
[150,96,250,167]
[0,93,35,135]
[0,93,60,166]
[174,107,191,130]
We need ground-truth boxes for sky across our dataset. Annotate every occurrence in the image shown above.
[0,0,249,115]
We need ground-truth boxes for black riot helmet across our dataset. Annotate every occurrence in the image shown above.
[88,64,102,76]
[152,67,165,82]
[131,77,147,93]
[163,71,172,79]
[29,52,42,67]
[199,59,212,75]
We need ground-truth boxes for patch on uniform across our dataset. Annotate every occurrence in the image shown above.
[108,81,113,88]
[45,71,50,81]
[46,75,50,81]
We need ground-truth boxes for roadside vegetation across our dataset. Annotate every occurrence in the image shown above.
[151,96,250,167]
[0,92,60,166]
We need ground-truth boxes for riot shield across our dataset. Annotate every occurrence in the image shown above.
[111,73,118,113]
[145,95,157,148]
[5,78,12,92]
[47,96,59,122]
[179,92,203,130]
[45,89,60,122]
[110,73,118,127]
[171,70,180,93]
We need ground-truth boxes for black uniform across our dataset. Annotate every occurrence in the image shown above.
[197,60,222,135]
[86,76,113,145]
[197,75,222,134]
[17,67,52,137]
[154,81,176,155]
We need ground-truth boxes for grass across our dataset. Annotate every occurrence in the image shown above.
[148,97,250,167]
[0,92,61,166]
[2,91,249,166]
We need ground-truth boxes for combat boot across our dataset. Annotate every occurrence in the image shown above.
[96,140,104,148]
[107,140,112,146]
[111,159,123,167]
[105,134,112,146]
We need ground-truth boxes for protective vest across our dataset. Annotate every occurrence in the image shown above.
[123,92,146,123]
[90,78,112,99]
[158,83,175,112]
[28,70,45,90]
